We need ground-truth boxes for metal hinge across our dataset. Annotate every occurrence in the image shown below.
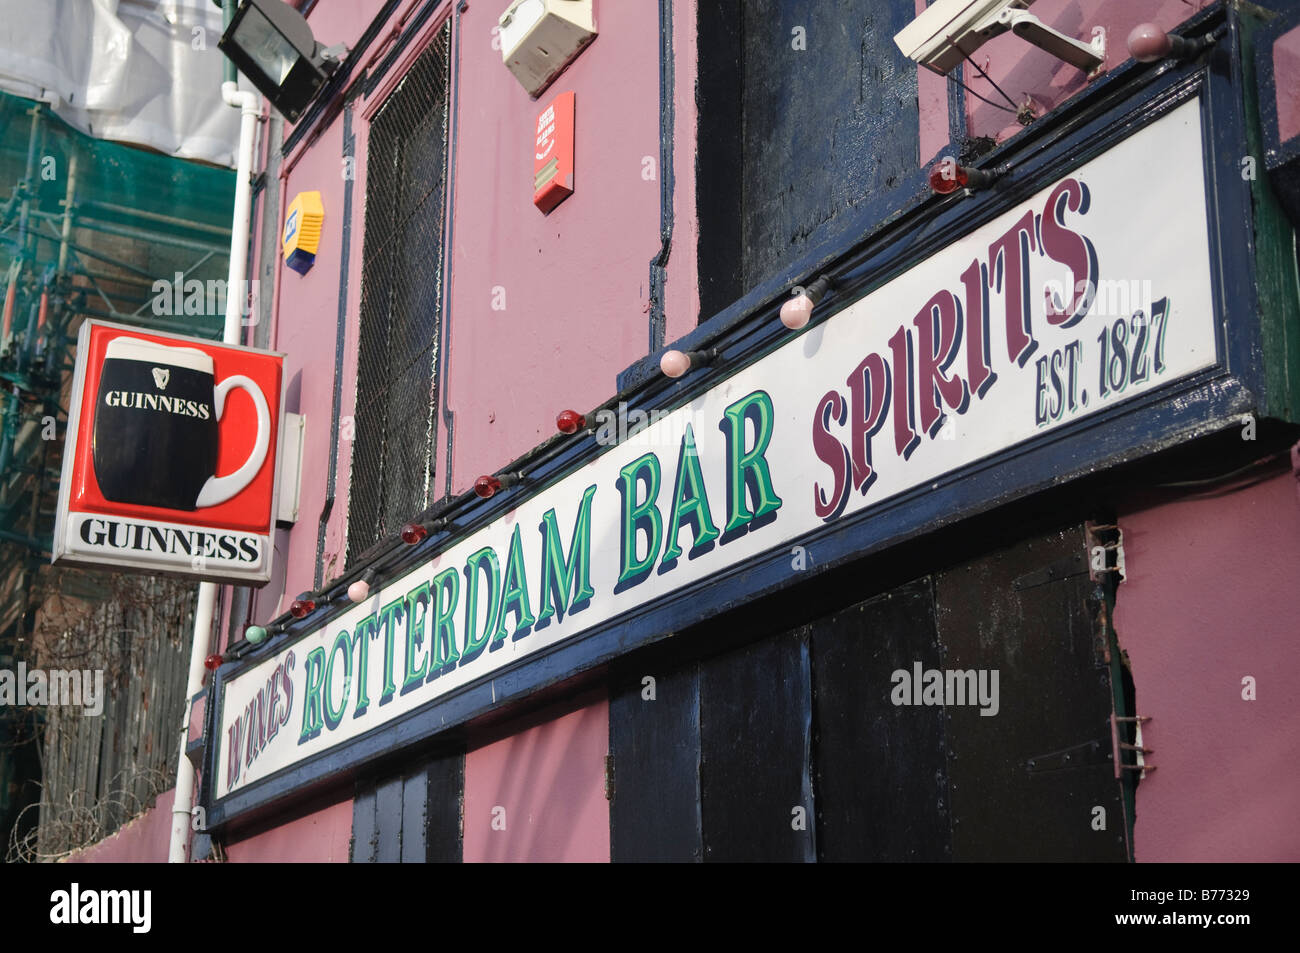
[1085,521,1125,583]
[1111,714,1155,779]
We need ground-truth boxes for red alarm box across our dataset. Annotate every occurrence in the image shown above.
[534,91,575,213]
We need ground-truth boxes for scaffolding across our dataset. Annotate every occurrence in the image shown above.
[0,89,235,859]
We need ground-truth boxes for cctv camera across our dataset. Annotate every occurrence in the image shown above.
[895,0,1035,75]
[895,0,1104,77]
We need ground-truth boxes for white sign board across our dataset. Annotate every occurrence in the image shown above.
[218,98,1216,797]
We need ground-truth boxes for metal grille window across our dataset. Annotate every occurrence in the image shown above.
[348,23,451,563]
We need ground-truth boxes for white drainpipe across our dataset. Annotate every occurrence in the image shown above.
[168,80,263,863]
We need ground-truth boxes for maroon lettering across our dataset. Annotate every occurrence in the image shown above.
[1041,179,1099,328]
[847,352,892,493]
[912,290,969,437]
[888,326,921,459]
[812,391,851,522]
[226,716,242,789]
[960,259,996,398]
[987,210,1039,367]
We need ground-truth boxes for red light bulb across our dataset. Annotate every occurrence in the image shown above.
[556,410,586,435]
[474,475,502,499]
[289,596,316,619]
[401,522,428,544]
[929,161,968,195]
[204,654,224,671]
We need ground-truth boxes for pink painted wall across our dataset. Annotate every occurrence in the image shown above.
[1115,470,1300,862]
[666,0,700,337]
[253,112,348,622]
[1274,24,1300,145]
[66,787,175,863]
[441,0,670,492]
[223,794,353,862]
[949,0,1213,143]
[246,0,698,618]
[916,0,951,166]
[463,695,610,862]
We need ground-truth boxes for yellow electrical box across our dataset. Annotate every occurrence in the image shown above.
[283,191,324,275]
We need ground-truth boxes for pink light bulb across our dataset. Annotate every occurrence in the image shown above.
[660,350,692,379]
[780,294,815,330]
[347,579,371,602]
[1128,23,1172,63]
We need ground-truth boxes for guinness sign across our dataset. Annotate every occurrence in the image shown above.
[53,321,285,585]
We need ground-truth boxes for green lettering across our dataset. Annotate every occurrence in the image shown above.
[495,523,535,642]
[537,484,598,625]
[350,616,375,717]
[402,584,429,693]
[429,568,461,676]
[376,598,404,704]
[661,424,720,562]
[298,647,326,743]
[323,632,351,731]
[720,391,783,534]
[462,547,501,660]
[616,453,662,588]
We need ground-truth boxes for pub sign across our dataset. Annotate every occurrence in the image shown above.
[53,320,285,585]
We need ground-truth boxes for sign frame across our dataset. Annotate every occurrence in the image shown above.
[52,319,288,586]
[203,21,1270,828]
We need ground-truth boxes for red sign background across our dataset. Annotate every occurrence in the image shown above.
[68,324,283,533]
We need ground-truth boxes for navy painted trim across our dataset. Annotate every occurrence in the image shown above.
[281,0,403,156]
[204,6,1267,829]
[315,103,355,590]
[442,2,468,500]
[647,0,675,352]
[364,0,449,98]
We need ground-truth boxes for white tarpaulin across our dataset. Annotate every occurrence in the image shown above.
[0,0,246,167]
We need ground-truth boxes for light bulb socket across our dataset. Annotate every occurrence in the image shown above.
[660,347,719,379]
[1128,23,1214,64]
[475,471,524,499]
[804,275,833,305]
[400,517,452,544]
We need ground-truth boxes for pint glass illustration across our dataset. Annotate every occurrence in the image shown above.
[92,336,271,511]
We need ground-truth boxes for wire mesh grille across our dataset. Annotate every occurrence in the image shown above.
[348,22,451,564]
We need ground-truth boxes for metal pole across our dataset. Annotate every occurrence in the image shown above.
[169,75,262,863]
[79,199,232,238]
[57,154,77,274]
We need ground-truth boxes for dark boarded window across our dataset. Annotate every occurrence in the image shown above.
[348,23,451,563]
[696,0,920,319]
